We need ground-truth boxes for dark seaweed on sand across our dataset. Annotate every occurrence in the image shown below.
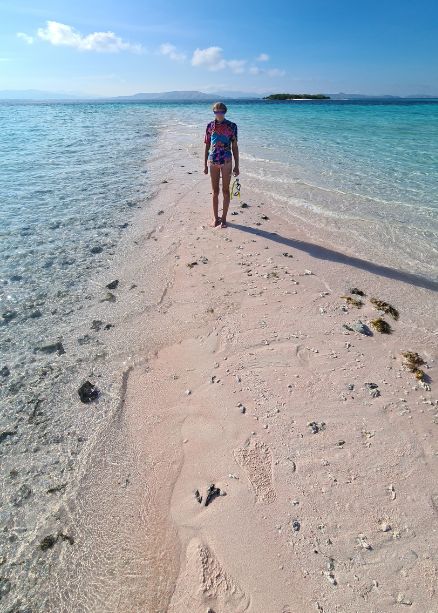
[370,298,399,320]
[340,295,363,308]
[401,351,425,371]
[413,368,426,381]
[370,318,392,334]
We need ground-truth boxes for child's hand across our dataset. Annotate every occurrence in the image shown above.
[233,166,239,176]
[204,165,209,174]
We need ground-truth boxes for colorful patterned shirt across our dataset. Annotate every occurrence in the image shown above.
[204,118,238,165]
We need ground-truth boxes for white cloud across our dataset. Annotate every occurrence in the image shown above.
[227,59,247,74]
[17,32,34,44]
[256,53,269,62]
[191,47,247,74]
[249,65,285,78]
[34,21,143,53]
[192,46,226,71]
[159,43,186,61]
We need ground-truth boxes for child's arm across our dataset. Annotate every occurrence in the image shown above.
[204,138,210,173]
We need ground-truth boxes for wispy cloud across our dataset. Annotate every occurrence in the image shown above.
[249,66,286,77]
[16,32,34,44]
[158,43,186,62]
[17,21,144,53]
[190,46,284,77]
[191,47,247,74]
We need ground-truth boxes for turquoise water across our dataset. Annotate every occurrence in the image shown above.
[1,99,437,332]
[1,98,436,378]
[1,99,437,306]
[218,100,437,281]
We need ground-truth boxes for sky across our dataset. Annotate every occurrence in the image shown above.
[0,0,437,97]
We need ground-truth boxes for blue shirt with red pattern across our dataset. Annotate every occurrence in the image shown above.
[204,118,238,165]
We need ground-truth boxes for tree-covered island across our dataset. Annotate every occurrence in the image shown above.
[263,93,330,100]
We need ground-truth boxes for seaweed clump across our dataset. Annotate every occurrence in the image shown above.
[401,351,425,370]
[401,351,427,382]
[413,369,426,381]
[341,295,363,308]
[371,318,392,334]
[370,298,399,320]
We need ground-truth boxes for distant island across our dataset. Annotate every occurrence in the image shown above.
[263,93,330,100]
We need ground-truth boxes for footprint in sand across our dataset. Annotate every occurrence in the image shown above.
[295,344,310,368]
[233,440,276,503]
[169,537,251,612]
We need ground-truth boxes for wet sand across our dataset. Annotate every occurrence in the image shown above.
[45,135,438,612]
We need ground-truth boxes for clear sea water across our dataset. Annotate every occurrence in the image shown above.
[0,98,437,609]
[1,99,437,312]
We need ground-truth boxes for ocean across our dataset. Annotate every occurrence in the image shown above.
[0,97,437,609]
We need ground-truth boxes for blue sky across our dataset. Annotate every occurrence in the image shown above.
[1,0,437,96]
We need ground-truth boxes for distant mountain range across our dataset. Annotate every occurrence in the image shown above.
[0,89,436,101]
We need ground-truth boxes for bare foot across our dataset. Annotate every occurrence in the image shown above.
[211,217,221,227]
[220,219,228,228]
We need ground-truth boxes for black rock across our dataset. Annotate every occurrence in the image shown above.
[1,366,10,377]
[292,520,301,532]
[261,215,269,220]
[106,280,119,290]
[119,222,129,229]
[2,310,18,323]
[90,245,103,254]
[40,534,57,551]
[205,484,222,507]
[0,429,17,444]
[78,381,99,403]
[349,287,366,296]
[91,320,103,331]
[30,309,42,318]
[194,484,224,506]
[240,202,248,208]
[308,421,326,434]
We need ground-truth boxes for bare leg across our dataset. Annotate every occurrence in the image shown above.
[220,159,233,227]
[209,163,221,226]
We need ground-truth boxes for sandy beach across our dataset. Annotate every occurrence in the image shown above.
[32,128,438,613]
